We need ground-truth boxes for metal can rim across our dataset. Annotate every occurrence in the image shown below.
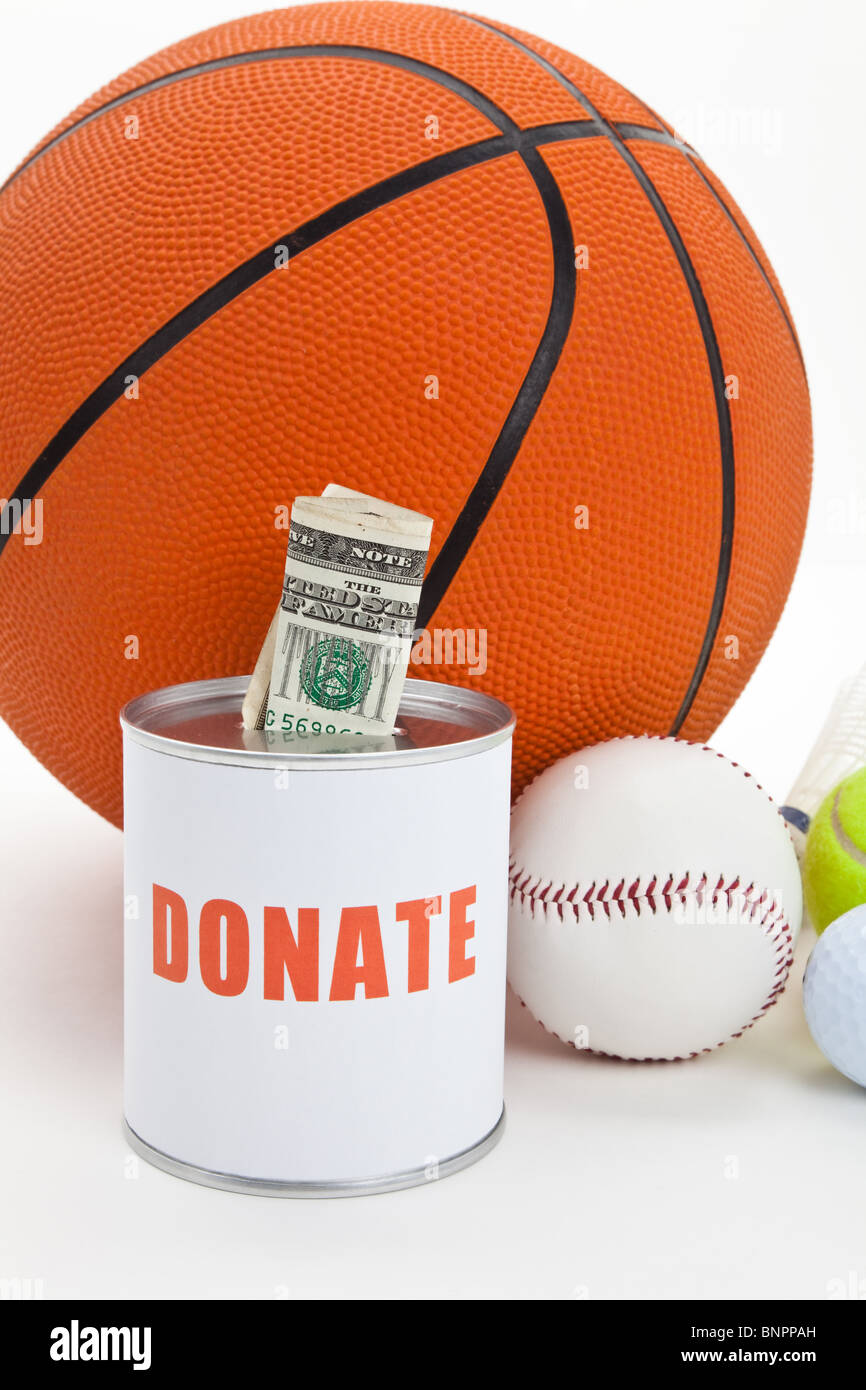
[120,675,516,770]
[122,1111,506,1198]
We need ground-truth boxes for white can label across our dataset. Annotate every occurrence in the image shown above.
[123,736,511,1184]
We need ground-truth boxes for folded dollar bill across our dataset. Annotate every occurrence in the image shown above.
[242,485,365,730]
[242,485,432,735]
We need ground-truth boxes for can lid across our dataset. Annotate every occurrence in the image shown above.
[120,676,515,770]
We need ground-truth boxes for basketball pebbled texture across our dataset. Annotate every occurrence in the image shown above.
[0,2,811,826]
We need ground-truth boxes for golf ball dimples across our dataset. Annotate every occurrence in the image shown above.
[803,904,866,1088]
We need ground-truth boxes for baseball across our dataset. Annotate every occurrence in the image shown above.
[507,736,803,1060]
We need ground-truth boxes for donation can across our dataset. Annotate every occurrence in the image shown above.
[120,676,515,1197]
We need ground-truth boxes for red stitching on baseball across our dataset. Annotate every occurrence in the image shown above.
[508,739,798,1058]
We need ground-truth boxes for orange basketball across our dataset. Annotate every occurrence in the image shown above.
[0,2,810,826]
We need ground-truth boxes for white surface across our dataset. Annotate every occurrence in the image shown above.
[508,737,803,1061]
[2,0,866,1300]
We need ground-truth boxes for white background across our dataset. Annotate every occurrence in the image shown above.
[1,0,864,1300]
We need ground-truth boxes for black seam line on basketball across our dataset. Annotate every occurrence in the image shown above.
[0,26,707,199]
[418,143,576,628]
[682,153,805,370]
[540,121,687,151]
[616,123,695,153]
[619,89,804,369]
[0,44,521,197]
[612,88,802,366]
[0,134,502,550]
[460,12,735,734]
[0,112,588,555]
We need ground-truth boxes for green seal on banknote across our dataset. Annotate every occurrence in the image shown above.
[300,638,369,711]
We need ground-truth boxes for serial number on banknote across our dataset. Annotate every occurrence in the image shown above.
[263,712,364,735]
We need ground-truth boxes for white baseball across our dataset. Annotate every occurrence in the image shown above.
[507,737,803,1061]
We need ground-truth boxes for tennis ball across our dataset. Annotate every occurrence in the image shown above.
[803,767,866,933]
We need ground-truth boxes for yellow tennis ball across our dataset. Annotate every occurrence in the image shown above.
[803,767,866,933]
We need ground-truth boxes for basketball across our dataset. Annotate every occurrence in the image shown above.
[0,2,811,826]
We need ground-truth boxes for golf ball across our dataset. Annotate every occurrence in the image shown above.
[803,904,866,1088]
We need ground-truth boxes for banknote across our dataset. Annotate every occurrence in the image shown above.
[242,485,360,731]
[242,485,432,736]
[241,606,280,732]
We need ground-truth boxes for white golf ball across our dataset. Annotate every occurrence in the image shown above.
[803,904,866,1088]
